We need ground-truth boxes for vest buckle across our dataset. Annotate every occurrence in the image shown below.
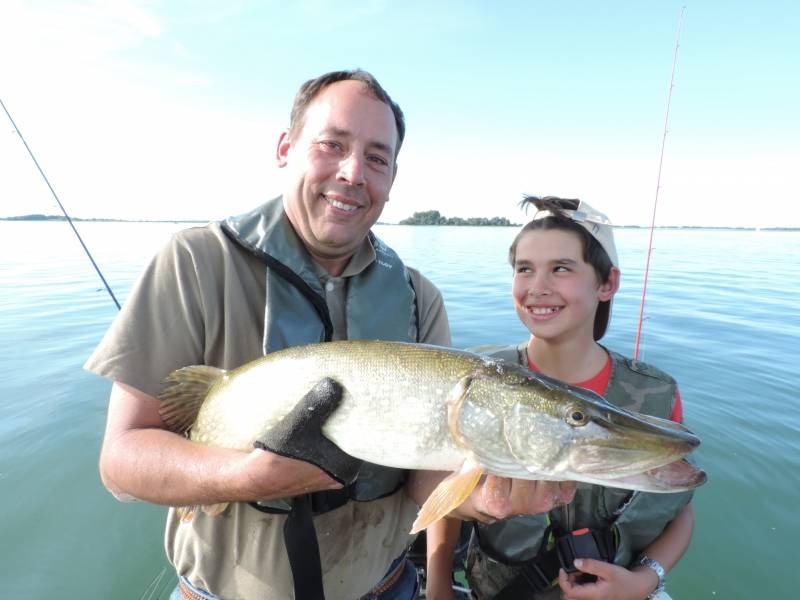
[555,527,616,575]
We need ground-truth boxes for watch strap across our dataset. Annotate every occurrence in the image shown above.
[637,555,666,598]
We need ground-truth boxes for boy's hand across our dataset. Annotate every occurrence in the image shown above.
[557,558,660,600]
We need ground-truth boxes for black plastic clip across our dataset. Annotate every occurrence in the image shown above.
[555,527,615,574]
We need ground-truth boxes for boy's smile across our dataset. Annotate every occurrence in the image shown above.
[527,305,562,318]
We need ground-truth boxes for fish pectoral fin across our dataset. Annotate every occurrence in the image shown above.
[410,464,483,534]
[446,373,477,450]
[158,365,227,434]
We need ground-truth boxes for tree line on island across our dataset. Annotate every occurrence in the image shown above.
[0,214,204,223]
[5,214,796,231]
[399,210,519,226]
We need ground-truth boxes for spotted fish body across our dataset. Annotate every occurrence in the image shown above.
[160,340,704,494]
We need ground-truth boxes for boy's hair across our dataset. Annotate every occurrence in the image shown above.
[289,69,406,158]
[509,195,617,340]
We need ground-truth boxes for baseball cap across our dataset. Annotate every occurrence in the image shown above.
[528,197,618,340]
[530,198,619,267]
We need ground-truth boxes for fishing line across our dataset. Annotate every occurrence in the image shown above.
[634,6,685,360]
[1,97,121,311]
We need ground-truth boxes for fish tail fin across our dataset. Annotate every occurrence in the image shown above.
[410,466,483,534]
[158,365,227,434]
[202,502,229,516]
[176,506,198,522]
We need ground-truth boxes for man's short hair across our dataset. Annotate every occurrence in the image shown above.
[289,69,406,158]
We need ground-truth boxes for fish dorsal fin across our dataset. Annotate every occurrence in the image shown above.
[411,460,483,534]
[158,365,227,434]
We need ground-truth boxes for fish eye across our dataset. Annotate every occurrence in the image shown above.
[566,406,588,427]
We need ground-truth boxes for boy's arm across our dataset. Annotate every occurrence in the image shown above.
[425,518,461,600]
[631,502,695,582]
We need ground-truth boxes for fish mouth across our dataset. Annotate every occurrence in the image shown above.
[568,404,701,479]
[598,458,707,492]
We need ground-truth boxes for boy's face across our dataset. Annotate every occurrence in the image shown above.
[511,228,618,344]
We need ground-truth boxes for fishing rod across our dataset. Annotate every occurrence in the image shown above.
[633,6,685,360]
[1,97,121,311]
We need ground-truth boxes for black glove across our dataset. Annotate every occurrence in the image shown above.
[255,378,362,485]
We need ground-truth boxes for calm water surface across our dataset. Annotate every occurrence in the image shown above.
[1,222,798,598]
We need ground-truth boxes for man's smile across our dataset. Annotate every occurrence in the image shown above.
[323,193,361,213]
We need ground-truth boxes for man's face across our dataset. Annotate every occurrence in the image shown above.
[278,80,398,275]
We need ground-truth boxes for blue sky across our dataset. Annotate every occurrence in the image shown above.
[1,1,798,227]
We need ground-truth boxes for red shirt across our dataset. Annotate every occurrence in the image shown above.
[528,355,683,423]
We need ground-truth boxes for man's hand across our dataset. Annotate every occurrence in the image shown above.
[236,446,346,500]
[256,378,363,485]
[101,381,347,507]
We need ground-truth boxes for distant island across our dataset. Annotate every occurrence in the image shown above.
[0,214,206,223]
[400,210,519,227]
[3,214,798,231]
[391,212,798,231]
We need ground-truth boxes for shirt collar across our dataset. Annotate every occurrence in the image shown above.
[312,235,376,281]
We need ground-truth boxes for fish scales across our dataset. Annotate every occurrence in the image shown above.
[191,341,478,469]
[163,340,705,495]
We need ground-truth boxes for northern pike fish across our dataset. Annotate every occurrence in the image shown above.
[158,340,705,531]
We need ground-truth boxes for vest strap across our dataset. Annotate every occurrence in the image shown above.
[493,552,558,598]
[248,484,355,515]
[284,494,326,600]
[491,527,616,599]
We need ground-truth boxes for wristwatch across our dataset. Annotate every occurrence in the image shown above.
[636,555,666,599]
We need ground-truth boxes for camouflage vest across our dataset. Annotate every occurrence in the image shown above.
[467,343,694,600]
[221,196,418,510]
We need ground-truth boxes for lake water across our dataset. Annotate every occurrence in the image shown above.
[1,221,798,599]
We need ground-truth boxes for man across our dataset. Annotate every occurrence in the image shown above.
[88,69,573,599]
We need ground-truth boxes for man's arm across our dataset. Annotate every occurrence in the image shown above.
[99,382,343,506]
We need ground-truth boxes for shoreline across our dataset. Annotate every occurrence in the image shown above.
[1,215,797,231]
